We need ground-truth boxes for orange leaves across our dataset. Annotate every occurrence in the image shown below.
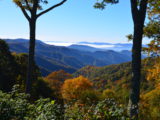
[61,76,93,101]
[46,70,72,81]
[45,70,72,99]
[45,70,72,89]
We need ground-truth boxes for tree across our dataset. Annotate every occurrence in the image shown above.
[147,0,160,21]
[143,22,160,86]
[0,40,18,92]
[61,76,94,102]
[45,70,72,83]
[13,0,67,94]
[143,0,160,57]
[94,0,148,119]
[128,1,148,119]
[45,70,72,99]
[13,53,40,91]
[143,0,160,88]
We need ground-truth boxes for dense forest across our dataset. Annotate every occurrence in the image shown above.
[0,0,160,120]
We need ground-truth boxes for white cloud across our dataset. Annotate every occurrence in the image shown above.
[78,44,116,48]
[45,41,75,46]
[45,41,117,48]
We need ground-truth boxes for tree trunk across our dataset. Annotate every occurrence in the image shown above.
[128,23,143,119]
[26,19,36,94]
[128,1,148,119]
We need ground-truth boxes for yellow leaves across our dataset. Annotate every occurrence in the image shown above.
[142,87,160,102]
[51,100,55,105]
[61,76,93,101]
[102,89,115,99]
[139,57,160,119]
[140,87,160,119]
[146,57,160,87]
[147,64,160,80]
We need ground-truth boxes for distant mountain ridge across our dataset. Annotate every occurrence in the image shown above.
[77,42,133,51]
[47,41,147,51]
[5,39,134,76]
[68,44,102,52]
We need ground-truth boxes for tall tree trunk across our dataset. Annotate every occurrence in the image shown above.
[128,1,148,119]
[26,19,36,93]
[128,23,143,119]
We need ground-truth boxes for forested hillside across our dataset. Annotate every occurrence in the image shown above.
[74,59,152,91]
[5,39,133,76]
[74,59,154,99]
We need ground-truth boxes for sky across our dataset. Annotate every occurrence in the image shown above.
[0,0,150,44]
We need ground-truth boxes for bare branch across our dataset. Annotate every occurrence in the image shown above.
[37,0,67,18]
[19,4,31,21]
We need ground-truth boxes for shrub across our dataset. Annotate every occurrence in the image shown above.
[0,85,63,120]
[65,99,129,120]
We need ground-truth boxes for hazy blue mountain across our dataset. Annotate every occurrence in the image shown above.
[5,39,133,76]
[45,41,148,51]
[68,44,102,52]
[68,44,132,52]
[75,42,147,51]
[78,42,112,45]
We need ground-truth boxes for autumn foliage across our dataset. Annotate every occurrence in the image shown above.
[61,76,93,102]
[45,70,72,89]
[146,58,160,86]
[45,70,72,99]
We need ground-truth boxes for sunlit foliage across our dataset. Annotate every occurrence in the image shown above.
[61,76,94,102]
[45,70,72,99]
[140,87,160,120]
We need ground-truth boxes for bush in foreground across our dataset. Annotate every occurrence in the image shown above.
[0,85,129,120]
[65,99,129,120]
[0,85,62,120]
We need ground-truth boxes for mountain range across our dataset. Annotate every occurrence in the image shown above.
[5,38,134,76]
[47,41,148,51]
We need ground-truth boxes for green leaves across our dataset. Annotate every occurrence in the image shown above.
[94,0,119,10]
[144,21,160,39]
[0,85,63,120]
[94,2,106,10]
[126,34,133,41]
[65,99,129,120]
[147,0,160,20]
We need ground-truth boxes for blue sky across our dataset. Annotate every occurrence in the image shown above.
[0,0,149,44]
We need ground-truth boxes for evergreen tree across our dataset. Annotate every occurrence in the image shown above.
[0,40,18,91]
